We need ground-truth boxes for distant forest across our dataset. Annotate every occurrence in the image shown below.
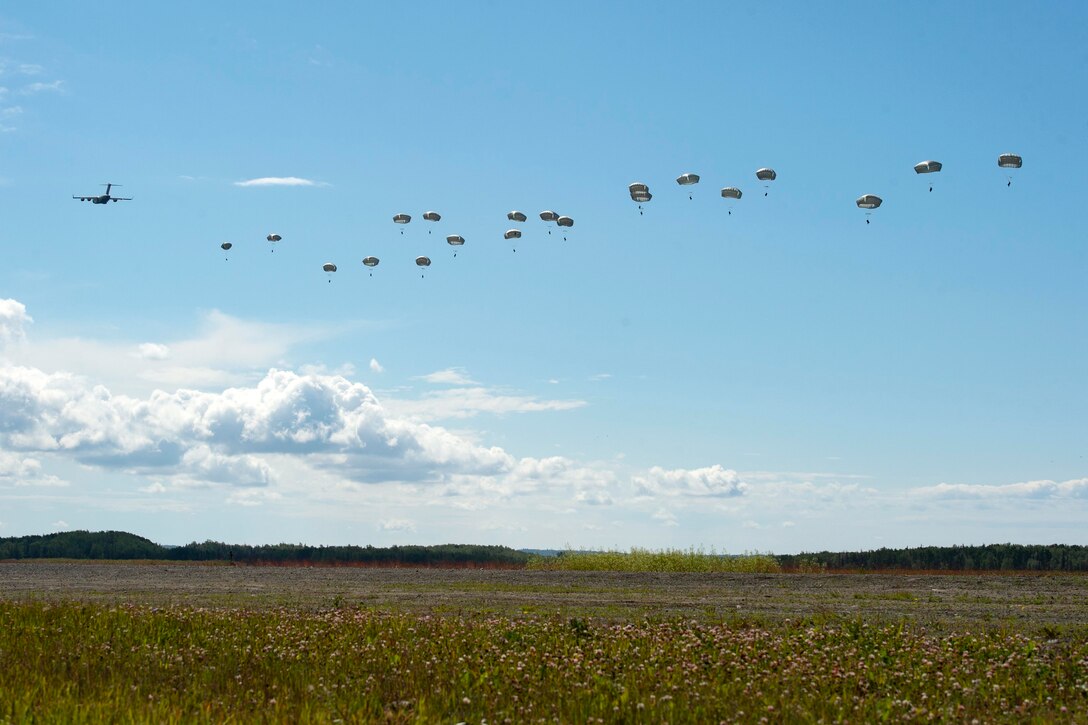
[0,531,530,568]
[1,532,1087,571]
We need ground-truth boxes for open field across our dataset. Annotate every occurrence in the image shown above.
[2,563,1088,722]
[3,561,1088,628]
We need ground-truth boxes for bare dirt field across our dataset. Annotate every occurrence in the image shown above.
[3,561,1087,630]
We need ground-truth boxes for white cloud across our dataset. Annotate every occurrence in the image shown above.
[0,298,31,343]
[233,177,326,187]
[20,80,63,94]
[911,478,1088,500]
[418,368,475,386]
[137,343,170,361]
[140,482,167,494]
[0,452,65,487]
[226,488,282,507]
[385,386,585,422]
[1,105,21,117]
[590,373,612,381]
[51,520,69,529]
[18,64,43,75]
[378,518,416,532]
[651,508,678,527]
[634,464,748,498]
[369,358,384,374]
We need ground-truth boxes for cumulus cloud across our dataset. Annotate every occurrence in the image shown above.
[634,464,748,498]
[369,358,384,373]
[912,478,1088,500]
[233,177,326,187]
[137,343,170,361]
[0,298,31,343]
[0,452,65,487]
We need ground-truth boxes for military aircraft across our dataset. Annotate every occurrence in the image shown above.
[73,183,132,204]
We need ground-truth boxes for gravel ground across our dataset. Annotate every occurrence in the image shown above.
[3,561,1086,629]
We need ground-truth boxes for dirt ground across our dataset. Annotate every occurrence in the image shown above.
[3,561,1086,630]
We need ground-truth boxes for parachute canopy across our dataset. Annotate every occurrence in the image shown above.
[393,213,411,224]
[322,263,337,273]
[676,173,700,186]
[856,194,883,209]
[422,211,441,222]
[362,256,380,268]
[556,216,574,228]
[628,182,649,195]
[631,189,652,203]
[504,229,522,240]
[415,256,431,267]
[446,234,465,246]
[914,160,942,174]
[756,168,777,182]
[507,210,527,222]
[266,233,282,242]
[540,210,559,222]
[220,242,233,250]
[998,153,1023,169]
[720,187,742,199]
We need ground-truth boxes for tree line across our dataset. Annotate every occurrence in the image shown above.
[3,532,1087,571]
[776,543,1088,572]
[0,531,530,567]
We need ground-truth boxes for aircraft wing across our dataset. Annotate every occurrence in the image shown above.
[113,197,133,201]
[73,196,91,200]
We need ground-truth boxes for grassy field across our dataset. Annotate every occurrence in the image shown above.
[2,562,1088,722]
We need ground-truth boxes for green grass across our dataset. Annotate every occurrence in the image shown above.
[3,600,1085,723]
[526,546,782,573]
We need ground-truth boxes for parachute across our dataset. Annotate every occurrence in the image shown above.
[393,213,411,234]
[756,168,776,196]
[415,255,431,278]
[856,194,882,223]
[556,216,574,241]
[266,233,281,253]
[362,256,379,277]
[322,262,337,282]
[914,160,942,192]
[422,211,441,233]
[507,210,527,222]
[220,242,232,261]
[504,228,522,252]
[998,153,1022,186]
[629,182,652,214]
[446,234,465,257]
[720,187,742,215]
[540,210,559,235]
[676,172,700,200]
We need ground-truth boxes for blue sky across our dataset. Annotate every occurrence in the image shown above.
[1,3,1085,552]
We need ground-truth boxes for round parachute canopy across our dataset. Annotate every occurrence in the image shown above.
[755,168,777,182]
[504,229,522,240]
[539,210,559,222]
[415,256,431,268]
[856,194,883,210]
[720,187,742,199]
[266,233,282,242]
[676,173,700,186]
[631,190,652,203]
[362,256,380,268]
[507,210,527,222]
[393,213,411,224]
[914,160,942,174]
[422,211,441,222]
[446,234,465,246]
[556,216,574,228]
[998,153,1022,169]
[220,242,233,251]
[322,263,337,273]
[628,182,649,195]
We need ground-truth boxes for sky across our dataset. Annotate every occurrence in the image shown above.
[0,3,1085,552]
